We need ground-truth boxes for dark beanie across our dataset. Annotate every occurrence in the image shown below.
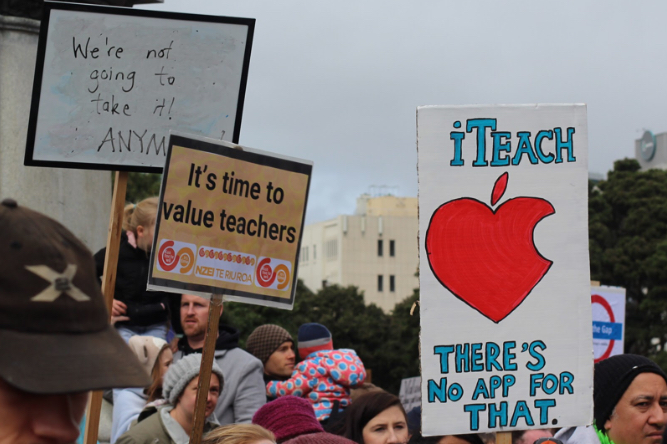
[594,354,667,430]
[253,396,323,442]
[246,324,293,364]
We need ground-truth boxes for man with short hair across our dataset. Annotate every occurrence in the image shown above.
[246,324,296,385]
[0,198,150,443]
[556,354,667,444]
[173,294,265,425]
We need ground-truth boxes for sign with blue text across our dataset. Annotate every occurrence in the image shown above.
[417,104,593,435]
[591,285,626,363]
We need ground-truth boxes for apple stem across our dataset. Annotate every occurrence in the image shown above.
[491,172,509,206]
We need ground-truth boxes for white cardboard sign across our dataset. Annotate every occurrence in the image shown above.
[25,2,254,172]
[418,104,593,435]
[591,286,626,362]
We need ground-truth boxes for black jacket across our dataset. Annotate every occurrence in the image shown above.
[177,324,241,354]
[94,232,172,327]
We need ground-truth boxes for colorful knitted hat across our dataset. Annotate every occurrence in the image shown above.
[298,323,333,359]
[253,396,323,442]
[594,354,667,430]
[163,353,224,405]
[246,324,294,364]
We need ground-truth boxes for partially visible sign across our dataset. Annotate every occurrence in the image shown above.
[591,286,626,362]
[147,133,312,309]
[399,376,421,413]
[26,2,254,172]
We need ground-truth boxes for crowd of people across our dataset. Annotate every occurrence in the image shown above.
[3,196,667,444]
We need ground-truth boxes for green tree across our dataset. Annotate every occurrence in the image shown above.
[220,281,419,394]
[589,158,667,355]
[112,172,162,204]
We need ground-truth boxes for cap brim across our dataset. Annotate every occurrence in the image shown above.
[0,325,151,394]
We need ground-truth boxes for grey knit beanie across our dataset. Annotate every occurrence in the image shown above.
[163,353,224,405]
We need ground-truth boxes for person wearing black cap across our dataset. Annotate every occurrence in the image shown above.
[555,354,667,444]
[0,198,150,443]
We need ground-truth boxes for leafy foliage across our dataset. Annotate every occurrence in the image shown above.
[589,158,667,356]
[220,281,420,394]
[121,172,162,204]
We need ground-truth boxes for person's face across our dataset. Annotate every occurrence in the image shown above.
[605,373,667,444]
[175,373,221,420]
[362,405,408,444]
[180,294,211,339]
[0,377,89,444]
[264,341,295,378]
[158,348,173,383]
[136,221,155,252]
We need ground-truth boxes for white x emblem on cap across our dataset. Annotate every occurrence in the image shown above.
[26,264,91,302]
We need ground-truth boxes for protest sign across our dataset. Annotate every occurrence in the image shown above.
[399,376,421,413]
[147,133,312,309]
[418,104,593,435]
[591,285,626,362]
[25,2,254,172]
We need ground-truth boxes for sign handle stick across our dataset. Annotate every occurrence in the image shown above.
[84,171,129,444]
[190,293,224,444]
[496,431,512,444]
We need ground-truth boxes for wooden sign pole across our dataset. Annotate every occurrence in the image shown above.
[496,431,512,444]
[190,293,224,444]
[84,171,129,444]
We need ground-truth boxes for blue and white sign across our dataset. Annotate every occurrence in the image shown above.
[591,286,626,362]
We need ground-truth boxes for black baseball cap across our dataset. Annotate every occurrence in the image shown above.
[0,198,150,393]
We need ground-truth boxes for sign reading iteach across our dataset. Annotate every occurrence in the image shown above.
[591,285,626,363]
[417,105,593,436]
[147,133,312,309]
[25,2,254,172]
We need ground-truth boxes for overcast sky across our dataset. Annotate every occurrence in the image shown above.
[142,1,667,223]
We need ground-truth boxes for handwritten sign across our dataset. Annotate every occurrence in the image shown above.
[591,285,625,362]
[147,133,312,309]
[417,105,593,435]
[399,376,421,413]
[25,2,254,172]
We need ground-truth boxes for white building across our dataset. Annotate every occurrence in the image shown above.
[298,194,418,312]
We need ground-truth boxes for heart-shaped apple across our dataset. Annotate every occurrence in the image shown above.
[425,172,555,323]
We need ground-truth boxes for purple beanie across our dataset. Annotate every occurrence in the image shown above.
[284,432,357,444]
[253,396,323,442]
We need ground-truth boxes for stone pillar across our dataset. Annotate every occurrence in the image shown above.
[0,13,112,252]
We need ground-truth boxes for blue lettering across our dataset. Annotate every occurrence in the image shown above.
[434,345,454,373]
[490,132,511,166]
[527,341,546,371]
[535,399,556,425]
[472,378,490,400]
[489,401,508,428]
[511,132,539,165]
[535,130,554,163]
[510,401,535,427]
[456,343,470,373]
[486,342,502,371]
[464,404,486,431]
[554,127,576,163]
[450,132,465,166]
[503,341,517,370]
[467,118,497,166]
[471,343,483,371]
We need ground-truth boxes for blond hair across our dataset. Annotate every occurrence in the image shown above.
[202,424,275,444]
[123,197,158,235]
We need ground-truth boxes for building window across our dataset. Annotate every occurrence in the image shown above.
[390,275,395,292]
[377,239,383,257]
[325,239,338,260]
[389,240,395,257]
[301,246,309,263]
[377,275,383,292]
[313,245,316,260]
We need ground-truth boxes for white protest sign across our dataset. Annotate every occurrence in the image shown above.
[418,104,593,436]
[591,286,626,362]
[25,2,254,172]
[399,376,421,413]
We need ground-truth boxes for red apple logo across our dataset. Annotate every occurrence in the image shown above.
[425,172,555,323]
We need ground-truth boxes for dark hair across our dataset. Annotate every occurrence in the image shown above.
[343,392,407,444]
[408,434,484,444]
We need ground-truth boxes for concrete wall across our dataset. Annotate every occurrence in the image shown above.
[0,15,111,252]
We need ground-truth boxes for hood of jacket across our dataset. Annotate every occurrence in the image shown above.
[177,324,240,355]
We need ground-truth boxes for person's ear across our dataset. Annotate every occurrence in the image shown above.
[136,225,145,238]
[605,418,612,431]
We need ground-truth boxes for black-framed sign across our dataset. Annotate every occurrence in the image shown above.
[147,132,312,310]
[25,1,254,173]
